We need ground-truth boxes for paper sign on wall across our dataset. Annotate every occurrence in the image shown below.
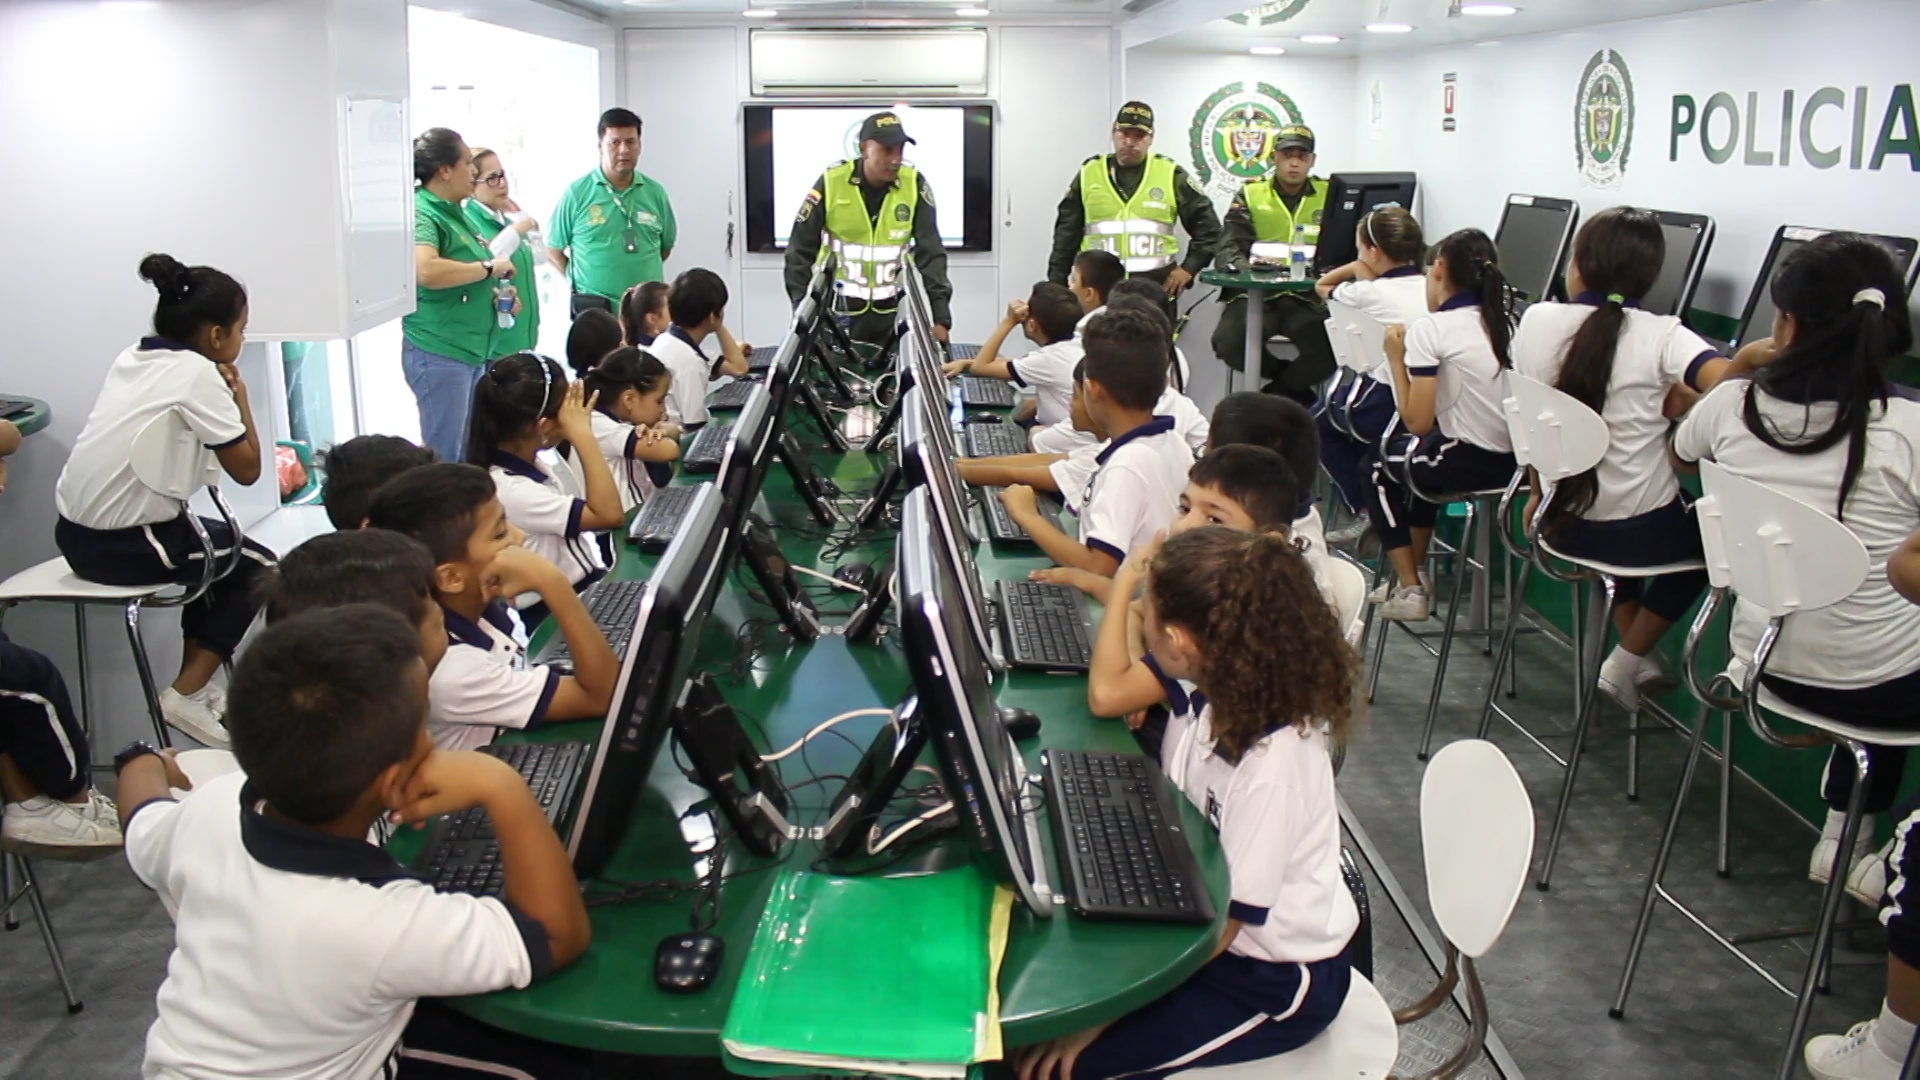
[1443,73,1457,133]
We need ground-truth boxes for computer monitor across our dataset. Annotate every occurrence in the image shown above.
[896,486,1054,916]
[566,482,728,878]
[712,381,823,640]
[899,388,997,665]
[1732,225,1920,349]
[1313,172,1418,276]
[1640,210,1716,319]
[1494,194,1581,304]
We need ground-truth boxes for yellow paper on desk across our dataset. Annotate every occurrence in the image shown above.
[721,867,1014,1079]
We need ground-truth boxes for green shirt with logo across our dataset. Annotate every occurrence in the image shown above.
[463,201,541,357]
[406,187,501,365]
[549,169,677,301]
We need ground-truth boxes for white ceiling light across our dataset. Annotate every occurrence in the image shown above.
[742,7,779,15]
[1249,45,1286,55]
[1299,34,1341,44]
[1365,22,1413,32]
[954,5,990,13]
[1459,2,1518,14]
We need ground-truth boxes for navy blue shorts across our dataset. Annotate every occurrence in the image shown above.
[1069,950,1352,1080]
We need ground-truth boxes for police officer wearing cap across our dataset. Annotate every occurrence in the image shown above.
[1047,102,1223,299]
[1212,123,1335,401]
[785,111,952,351]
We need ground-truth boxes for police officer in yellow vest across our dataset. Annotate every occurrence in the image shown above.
[1046,102,1222,300]
[1211,123,1336,403]
[785,111,952,353]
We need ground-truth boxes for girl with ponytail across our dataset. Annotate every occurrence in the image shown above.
[580,346,679,511]
[1513,206,1733,714]
[1365,228,1519,623]
[1674,237,1920,995]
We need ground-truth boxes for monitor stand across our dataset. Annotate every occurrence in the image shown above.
[740,512,823,642]
[672,672,794,858]
[841,549,895,644]
[793,378,851,452]
[775,431,836,527]
[850,460,902,533]
[863,385,903,454]
[817,693,962,869]
[810,319,865,405]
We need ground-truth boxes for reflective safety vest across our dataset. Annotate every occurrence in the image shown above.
[1079,155,1179,273]
[1243,177,1329,262]
[820,160,918,315]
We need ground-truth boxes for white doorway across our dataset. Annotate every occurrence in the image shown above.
[623,28,742,313]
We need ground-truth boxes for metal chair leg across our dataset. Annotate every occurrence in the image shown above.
[72,604,92,766]
[1718,711,1735,878]
[1417,502,1479,761]
[10,855,82,1014]
[1611,701,1715,1019]
[1628,705,1641,802]
[1364,560,1392,704]
[124,600,171,749]
[1777,741,1873,1080]
[2,855,17,931]
[1476,558,1534,741]
[1537,578,1616,891]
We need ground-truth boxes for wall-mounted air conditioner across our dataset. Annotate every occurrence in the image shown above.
[750,29,989,96]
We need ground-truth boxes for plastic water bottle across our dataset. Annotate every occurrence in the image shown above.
[1290,224,1309,280]
[494,283,516,331]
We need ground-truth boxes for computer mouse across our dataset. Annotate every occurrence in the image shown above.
[836,561,876,592]
[963,412,1004,425]
[655,932,724,993]
[999,706,1042,741]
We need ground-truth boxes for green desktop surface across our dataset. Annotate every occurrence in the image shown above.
[399,424,1228,1057]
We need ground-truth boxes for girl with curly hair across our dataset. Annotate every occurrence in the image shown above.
[1016,526,1359,1080]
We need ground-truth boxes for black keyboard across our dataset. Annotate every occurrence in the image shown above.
[1043,750,1212,924]
[416,741,590,897]
[748,350,773,373]
[540,578,648,670]
[948,343,981,361]
[627,486,700,553]
[682,423,732,473]
[978,488,1064,547]
[959,377,1017,409]
[997,578,1093,671]
[964,423,1028,458]
[0,397,34,420]
[708,379,758,410]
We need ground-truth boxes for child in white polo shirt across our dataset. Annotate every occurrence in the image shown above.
[368,464,618,752]
[113,604,591,1080]
[1031,292,1210,458]
[581,346,680,512]
[942,283,1085,429]
[1016,527,1357,1079]
[652,267,750,430]
[466,355,624,618]
[1000,308,1193,578]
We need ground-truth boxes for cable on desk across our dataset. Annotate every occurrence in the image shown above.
[763,707,895,762]
[868,800,954,856]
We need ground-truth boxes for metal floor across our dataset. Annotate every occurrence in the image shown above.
[0,598,1893,1078]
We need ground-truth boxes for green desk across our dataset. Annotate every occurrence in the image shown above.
[430,435,1229,1057]
[2,396,51,437]
[1197,269,1317,394]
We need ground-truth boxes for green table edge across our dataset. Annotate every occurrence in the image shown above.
[5,396,51,437]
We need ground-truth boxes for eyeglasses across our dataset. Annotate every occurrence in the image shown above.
[478,171,508,186]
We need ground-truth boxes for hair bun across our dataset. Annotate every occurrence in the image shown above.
[138,253,191,302]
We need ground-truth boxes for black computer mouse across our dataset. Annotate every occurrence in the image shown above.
[836,561,877,592]
[963,412,1004,425]
[655,932,724,994]
[999,706,1042,741]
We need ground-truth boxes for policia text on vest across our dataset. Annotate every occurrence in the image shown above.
[1048,102,1223,294]
[784,112,953,350]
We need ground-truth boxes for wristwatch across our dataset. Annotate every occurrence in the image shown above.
[113,741,163,774]
[482,259,496,279]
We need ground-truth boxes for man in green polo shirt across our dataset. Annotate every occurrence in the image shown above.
[548,107,677,318]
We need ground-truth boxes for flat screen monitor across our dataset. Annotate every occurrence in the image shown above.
[899,388,996,663]
[566,482,727,877]
[1733,225,1920,349]
[1495,194,1580,304]
[1313,172,1418,276]
[744,103,995,253]
[1640,211,1715,319]
[714,382,781,540]
[896,486,1052,916]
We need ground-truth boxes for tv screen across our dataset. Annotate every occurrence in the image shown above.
[745,103,994,253]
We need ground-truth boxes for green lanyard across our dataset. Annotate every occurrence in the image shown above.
[598,177,642,254]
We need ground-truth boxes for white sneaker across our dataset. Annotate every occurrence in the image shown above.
[1326,514,1372,546]
[1634,651,1678,694]
[1811,811,1878,887]
[1367,569,1431,605]
[1597,651,1644,712]
[1806,1020,1902,1079]
[77,788,119,829]
[1848,839,1896,906]
[2,796,123,852]
[160,686,231,749]
[203,679,228,717]
[1379,585,1431,622]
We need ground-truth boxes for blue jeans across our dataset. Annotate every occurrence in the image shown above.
[402,339,487,463]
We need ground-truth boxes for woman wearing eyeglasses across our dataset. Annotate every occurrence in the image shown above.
[465,148,543,360]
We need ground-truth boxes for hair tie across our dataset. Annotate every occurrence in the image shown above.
[1854,287,1887,310]
[1605,293,1626,305]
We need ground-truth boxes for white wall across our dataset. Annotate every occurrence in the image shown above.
[1353,0,1920,324]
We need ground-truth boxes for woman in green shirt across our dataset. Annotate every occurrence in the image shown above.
[405,128,517,461]
[464,148,542,358]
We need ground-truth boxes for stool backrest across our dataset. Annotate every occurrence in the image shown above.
[1346,308,1388,375]
[129,409,221,503]
[1503,373,1608,482]
[1420,739,1533,959]
[1695,459,1869,618]
[1324,297,1357,371]
[1322,555,1369,649]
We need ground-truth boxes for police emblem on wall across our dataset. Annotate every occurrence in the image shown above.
[1189,82,1306,202]
[1575,49,1635,189]
[1226,0,1311,27]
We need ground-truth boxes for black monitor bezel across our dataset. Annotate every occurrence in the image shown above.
[1640,209,1716,319]
[1494,193,1581,305]
[1732,224,1920,349]
[900,387,998,667]
[1313,172,1418,276]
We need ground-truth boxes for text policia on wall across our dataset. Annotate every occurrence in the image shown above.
[1670,84,1920,171]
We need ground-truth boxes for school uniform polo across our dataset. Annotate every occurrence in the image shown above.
[1514,297,1720,521]
[1003,337,1085,428]
[488,450,607,594]
[1403,298,1513,453]
[650,327,716,429]
[55,338,247,531]
[1073,305,1107,337]
[548,169,677,301]
[1033,387,1211,461]
[1079,416,1194,563]
[430,600,559,752]
[406,188,501,364]
[1331,267,1430,385]
[589,408,657,513]
[123,770,548,1080]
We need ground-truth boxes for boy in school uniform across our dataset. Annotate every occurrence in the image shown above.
[942,283,1085,430]
[1208,391,1327,556]
[366,464,618,752]
[1032,251,1125,455]
[1000,309,1193,577]
[955,361,1101,504]
[651,268,750,430]
[320,435,437,531]
[113,605,591,1080]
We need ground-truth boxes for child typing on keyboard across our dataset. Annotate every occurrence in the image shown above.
[940,283,1084,429]
[580,346,680,512]
[368,464,616,751]
[114,604,591,1079]
[466,354,624,622]
[1016,527,1358,1080]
